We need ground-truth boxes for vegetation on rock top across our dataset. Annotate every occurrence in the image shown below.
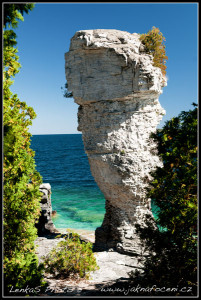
[140,26,168,77]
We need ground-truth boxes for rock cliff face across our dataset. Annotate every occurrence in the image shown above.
[65,29,166,255]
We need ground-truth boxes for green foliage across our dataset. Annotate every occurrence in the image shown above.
[3,4,45,294]
[3,3,35,28]
[43,232,99,279]
[140,26,168,77]
[149,104,197,235]
[130,104,198,296]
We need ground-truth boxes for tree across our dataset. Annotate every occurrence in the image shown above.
[131,104,198,296]
[3,4,45,294]
[140,26,168,77]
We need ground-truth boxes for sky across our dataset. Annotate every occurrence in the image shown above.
[9,2,198,135]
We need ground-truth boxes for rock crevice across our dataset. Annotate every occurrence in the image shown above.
[65,29,166,255]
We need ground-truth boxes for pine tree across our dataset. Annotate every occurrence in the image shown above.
[140,26,168,77]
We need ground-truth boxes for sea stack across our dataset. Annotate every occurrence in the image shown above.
[36,183,57,236]
[65,29,166,255]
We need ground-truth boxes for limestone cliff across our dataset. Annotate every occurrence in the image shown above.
[65,29,166,255]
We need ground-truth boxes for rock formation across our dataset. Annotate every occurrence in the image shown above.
[36,183,57,236]
[65,29,166,255]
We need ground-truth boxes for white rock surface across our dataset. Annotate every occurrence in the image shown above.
[90,251,143,283]
[65,29,166,255]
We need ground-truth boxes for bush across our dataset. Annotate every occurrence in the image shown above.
[130,104,198,296]
[140,26,168,77]
[43,232,99,279]
[3,4,45,294]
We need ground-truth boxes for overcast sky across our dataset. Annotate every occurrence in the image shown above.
[10,2,198,134]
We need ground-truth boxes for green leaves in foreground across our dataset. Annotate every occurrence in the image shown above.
[3,4,45,294]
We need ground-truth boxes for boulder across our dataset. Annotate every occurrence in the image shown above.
[36,183,57,236]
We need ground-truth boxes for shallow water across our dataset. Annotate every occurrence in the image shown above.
[31,134,105,230]
[31,134,158,231]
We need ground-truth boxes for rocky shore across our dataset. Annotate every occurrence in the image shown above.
[34,228,95,264]
[34,228,144,296]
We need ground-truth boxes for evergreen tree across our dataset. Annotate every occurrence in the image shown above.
[140,26,168,77]
[3,4,45,294]
[131,104,198,296]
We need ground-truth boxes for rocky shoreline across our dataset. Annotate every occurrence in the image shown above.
[34,228,95,264]
[34,228,144,296]
[34,180,144,295]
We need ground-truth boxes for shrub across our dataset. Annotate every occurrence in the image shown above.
[130,104,198,296]
[140,26,168,77]
[43,232,99,279]
[3,4,45,294]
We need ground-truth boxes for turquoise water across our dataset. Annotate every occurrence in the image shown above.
[51,186,105,230]
[31,134,158,231]
[31,134,105,230]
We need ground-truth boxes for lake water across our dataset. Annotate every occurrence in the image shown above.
[31,134,158,231]
[31,134,105,230]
